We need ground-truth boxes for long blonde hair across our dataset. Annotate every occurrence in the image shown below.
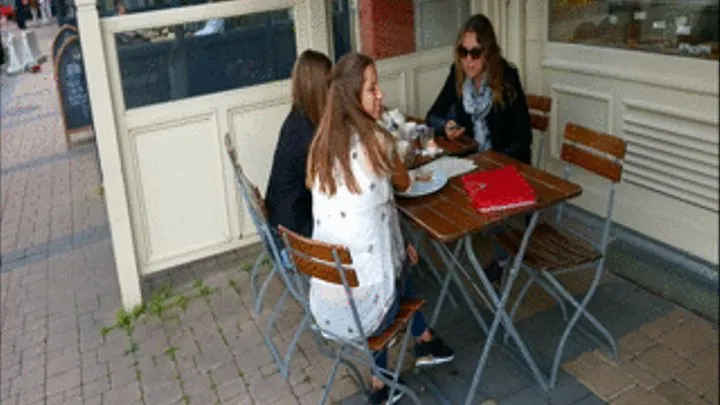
[454,14,514,106]
[306,53,393,196]
[291,50,333,126]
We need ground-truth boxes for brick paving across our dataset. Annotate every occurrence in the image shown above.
[2,23,718,405]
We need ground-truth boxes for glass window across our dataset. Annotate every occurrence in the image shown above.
[114,8,297,109]
[344,0,470,61]
[549,0,719,60]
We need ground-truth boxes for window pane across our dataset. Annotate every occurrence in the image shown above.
[332,0,353,61]
[549,0,719,60]
[99,0,231,16]
[352,0,470,60]
[114,8,297,109]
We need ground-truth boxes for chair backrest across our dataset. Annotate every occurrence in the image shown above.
[558,123,627,253]
[278,225,358,288]
[561,123,626,183]
[224,133,269,222]
[527,94,552,132]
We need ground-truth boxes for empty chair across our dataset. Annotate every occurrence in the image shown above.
[526,93,552,168]
[494,122,624,389]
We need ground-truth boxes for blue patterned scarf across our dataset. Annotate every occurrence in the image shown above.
[462,76,493,152]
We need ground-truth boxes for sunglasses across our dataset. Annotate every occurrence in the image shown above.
[457,45,484,60]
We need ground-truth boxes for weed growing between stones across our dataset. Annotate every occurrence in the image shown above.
[99,279,218,355]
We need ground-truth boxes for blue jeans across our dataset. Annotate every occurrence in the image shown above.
[370,272,428,372]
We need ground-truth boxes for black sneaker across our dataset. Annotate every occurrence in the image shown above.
[368,377,406,405]
[413,330,455,367]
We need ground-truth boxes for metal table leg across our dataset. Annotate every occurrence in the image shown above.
[428,239,489,334]
[463,213,550,405]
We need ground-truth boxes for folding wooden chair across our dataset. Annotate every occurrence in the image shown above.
[527,94,552,168]
[279,225,425,405]
[494,123,624,389]
[223,134,309,380]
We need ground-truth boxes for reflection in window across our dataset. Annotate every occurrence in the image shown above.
[114,8,297,109]
[549,0,719,60]
[353,0,470,60]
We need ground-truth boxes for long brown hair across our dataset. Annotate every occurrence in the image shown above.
[292,49,333,126]
[306,53,393,196]
[454,14,513,106]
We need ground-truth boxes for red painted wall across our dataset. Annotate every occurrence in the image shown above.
[359,0,416,60]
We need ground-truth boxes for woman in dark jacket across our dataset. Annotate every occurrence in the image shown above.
[265,49,332,238]
[426,14,533,279]
[426,13,533,165]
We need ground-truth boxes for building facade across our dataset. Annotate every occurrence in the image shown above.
[75,0,718,308]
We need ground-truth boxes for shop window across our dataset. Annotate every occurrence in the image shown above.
[114,8,296,109]
[355,0,470,60]
[549,0,719,60]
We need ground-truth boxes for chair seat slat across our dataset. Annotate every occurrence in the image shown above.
[367,298,425,352]
[495,223,601,271]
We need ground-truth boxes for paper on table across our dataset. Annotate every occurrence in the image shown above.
[417,156,477,179]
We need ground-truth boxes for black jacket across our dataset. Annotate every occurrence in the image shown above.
[265,108,314,238]
[426,59,533,164]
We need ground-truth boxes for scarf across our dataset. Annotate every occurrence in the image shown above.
[462,76,493,152]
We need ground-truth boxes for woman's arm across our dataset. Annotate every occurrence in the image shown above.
[390,153,412,192]
[502,66,534,163]
[425,66,458,137]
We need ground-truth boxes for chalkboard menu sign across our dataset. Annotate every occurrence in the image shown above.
[54,36,94,146]
[51,25,78,63]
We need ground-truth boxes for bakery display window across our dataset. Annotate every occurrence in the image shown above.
[549,0,719,60]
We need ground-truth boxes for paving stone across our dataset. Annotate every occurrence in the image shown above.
[101,381,143,405]
[46,368,81,397]
[654,379,698,405]
[634,345,693,381]
[215,377,248,402]
[142,380,184,405]
[608,385,671,405]
[249,373,294,404]
[617,360,662,390]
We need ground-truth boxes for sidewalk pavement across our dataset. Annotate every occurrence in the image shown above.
[1,22,717,405]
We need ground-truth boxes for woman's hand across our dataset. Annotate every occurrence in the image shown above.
[444,120,465,140]
[406,244,419,265]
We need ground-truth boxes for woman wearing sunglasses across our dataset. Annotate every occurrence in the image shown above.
[426,13,533,280]
[426,13,532,164]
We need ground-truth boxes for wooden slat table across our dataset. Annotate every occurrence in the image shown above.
[396,151,582,403]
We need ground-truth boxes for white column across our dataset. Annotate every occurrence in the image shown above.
[505,0,525,82]
[74,0,143,310]
[294,0,331,57]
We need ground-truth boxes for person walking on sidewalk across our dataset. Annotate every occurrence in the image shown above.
[14,0,28,29]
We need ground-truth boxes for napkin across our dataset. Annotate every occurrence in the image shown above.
[417,156,477,179]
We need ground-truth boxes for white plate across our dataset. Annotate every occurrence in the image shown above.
[396,169,448,198]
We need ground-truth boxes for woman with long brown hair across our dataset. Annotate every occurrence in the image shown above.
[426,13,532,163]
[426,13,533,280]
[265,49,332,239]
[307,52,454,405]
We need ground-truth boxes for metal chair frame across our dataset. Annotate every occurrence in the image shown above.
[279,226,424,405]
[223,134,308,380]
[496,123,625,389]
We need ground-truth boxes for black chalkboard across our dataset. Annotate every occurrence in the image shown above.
[54,36,93,145]
[51,25,78,63]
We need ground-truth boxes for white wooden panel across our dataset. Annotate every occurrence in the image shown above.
[377,70,407,114]
[131,113,233,267]
[230,99,292,237]
[414,62,451,119]
[550,84,612,156]
[536,9,720,264]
